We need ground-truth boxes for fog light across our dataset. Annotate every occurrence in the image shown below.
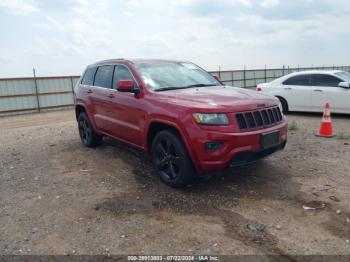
[204,142,223,152]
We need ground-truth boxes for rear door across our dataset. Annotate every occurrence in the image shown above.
[310,74,347,113]
[90,65,115,131]
[281,74,313,111]
[80,66,97,116]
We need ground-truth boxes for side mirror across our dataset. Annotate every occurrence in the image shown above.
[213,75,223,85]
[338,82,350,89]
[213,75,220,82]
[117,80,137,93]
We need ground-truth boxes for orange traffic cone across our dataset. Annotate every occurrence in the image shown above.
[316,103,334,138]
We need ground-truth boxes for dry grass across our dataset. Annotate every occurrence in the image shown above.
[336,132,350,140]
[288,121,299,131]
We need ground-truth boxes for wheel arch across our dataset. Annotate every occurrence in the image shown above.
[75,104,87,120]
[275,95,289,112]
[75,103,100,134]
[146,120,197,167]
[147,121,182,151]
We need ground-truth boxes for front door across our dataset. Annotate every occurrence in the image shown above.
[310,74,349,113]
[106,65,146,148]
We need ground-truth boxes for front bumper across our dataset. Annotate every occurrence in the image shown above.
[189,120,288,172]
[230,141,286,167]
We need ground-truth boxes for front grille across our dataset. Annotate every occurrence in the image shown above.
[236,113,247,129]
[245,112,256,128]
[235,106,283,131]
[253,111,263,127]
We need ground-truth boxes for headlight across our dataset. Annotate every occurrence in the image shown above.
[193,113,229,125]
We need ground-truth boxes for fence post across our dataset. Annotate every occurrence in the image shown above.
[282,65,285,76]
[243,65,246,88]
[33,68,40,112]
[264,64,267,82]
[70,77,75,104]
[231,71,234,86]
[70,77,74,92]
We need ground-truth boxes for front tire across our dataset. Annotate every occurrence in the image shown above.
[151,130,196,188]
[78,112,102,147]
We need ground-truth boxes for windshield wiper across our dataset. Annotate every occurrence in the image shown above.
[154,86,188,92]
[183,84,217,88]
[154,84,216,92]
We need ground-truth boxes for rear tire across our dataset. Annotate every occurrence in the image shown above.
[78,112,102,147]
[277,97,289,114]
[151,130,196,188]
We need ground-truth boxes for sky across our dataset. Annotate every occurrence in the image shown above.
[0,0,349,77]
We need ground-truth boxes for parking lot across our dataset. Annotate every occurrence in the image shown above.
[0,110,350,256]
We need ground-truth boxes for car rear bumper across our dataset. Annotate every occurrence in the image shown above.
[189,120,288,172]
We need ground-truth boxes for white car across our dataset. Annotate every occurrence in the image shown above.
[257,70,350,114]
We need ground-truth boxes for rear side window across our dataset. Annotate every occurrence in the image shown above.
[94,65,114,88]
[81,67,97,86]
[283,75,310,86]
[311,74,341,87]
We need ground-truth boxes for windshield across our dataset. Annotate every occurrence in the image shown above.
[335,71,350,82]
[135,62,220,91]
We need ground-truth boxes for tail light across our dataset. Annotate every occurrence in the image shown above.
[256,87,262,91]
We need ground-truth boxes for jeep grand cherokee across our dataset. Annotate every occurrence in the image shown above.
[75,59,287,187]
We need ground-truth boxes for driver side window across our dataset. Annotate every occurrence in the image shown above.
[113,65,138,90]
[311,74,342,87]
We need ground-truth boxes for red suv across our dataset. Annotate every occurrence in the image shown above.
[75,59,287,187]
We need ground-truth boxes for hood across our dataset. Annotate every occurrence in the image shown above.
[153,86,279,111]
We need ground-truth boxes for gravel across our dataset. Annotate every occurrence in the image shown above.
[0,110,350,255]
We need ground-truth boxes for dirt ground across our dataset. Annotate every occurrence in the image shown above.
[0,110,350,258]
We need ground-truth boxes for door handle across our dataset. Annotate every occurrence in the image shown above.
[313,89,323,92]
[283,87,292,90]
[87,89,93,94]
[108,94,115,98]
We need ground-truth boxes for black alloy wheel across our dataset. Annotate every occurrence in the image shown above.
[78,112,102,147]
[151,130,195,187]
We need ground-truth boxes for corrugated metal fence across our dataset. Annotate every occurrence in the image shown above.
[0,76,80,116]
[1,65,349,116]
[210,65,350,89]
